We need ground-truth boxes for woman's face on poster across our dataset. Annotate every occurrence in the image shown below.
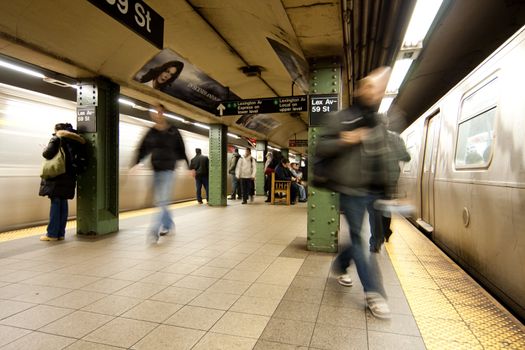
[157,66,178,84]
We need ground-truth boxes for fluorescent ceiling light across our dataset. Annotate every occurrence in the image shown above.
[268,145,280,151]
[227,133,240,139]
[386,59,413,94]
[194,123,210,130]
[403,0,443,47]
[165,113,185,123]
[118,98,136,107]
[378,96,395,114]
[0,59,45,79]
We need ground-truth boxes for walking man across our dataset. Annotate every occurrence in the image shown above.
[235,148,256,204]
[133,104,188,243]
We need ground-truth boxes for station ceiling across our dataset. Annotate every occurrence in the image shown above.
[0,0,524,151]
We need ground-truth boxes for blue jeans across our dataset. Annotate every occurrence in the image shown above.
[195,175,209,202]
[152,170,175,238]
[334,193,386,298]
[47,197,68,238]
[231,175,240,198]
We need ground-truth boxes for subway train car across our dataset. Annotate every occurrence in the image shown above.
[0,82,211,232]
[397,25,525,319]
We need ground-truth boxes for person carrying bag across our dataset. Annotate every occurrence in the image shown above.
[39,123,86,241]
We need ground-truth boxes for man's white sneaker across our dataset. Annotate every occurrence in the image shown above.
[337,274,353,287]
[366,292,391,319]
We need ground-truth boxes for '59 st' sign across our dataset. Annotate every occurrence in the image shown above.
[88,0,164,49]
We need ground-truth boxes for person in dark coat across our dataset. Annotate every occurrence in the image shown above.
[189,148,209,204]
[133,104,189,243]
[39,123,86,241]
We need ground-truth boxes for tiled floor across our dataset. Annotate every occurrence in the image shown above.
[0,198,522,349]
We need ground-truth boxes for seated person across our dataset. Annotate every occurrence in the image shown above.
[274,158,299,204]
[290,162,307,202]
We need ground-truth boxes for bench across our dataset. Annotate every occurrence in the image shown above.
[270,172,291,205]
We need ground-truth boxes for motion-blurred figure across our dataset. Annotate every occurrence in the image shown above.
[39,123,86,241]
[316,67,392,318]
[133,104,188,243]
[190,148,209,204]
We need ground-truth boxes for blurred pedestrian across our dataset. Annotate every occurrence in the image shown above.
[228,148,241,199]
[235,148,256,204]
[39,123,86,241]
[316,66,392,318]
[189,148,209,204]
[133,104,188,243]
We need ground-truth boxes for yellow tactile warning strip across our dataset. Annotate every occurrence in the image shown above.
[386,218,525,350]
[0,201,198,243]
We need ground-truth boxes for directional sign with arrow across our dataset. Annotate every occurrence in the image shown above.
[215,95,308,116]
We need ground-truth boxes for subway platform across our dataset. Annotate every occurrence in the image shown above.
[0,199,524,350]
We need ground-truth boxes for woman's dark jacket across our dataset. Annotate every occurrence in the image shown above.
[39,130,86,199]
[135,126,188,171]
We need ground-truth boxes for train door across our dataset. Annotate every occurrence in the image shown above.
[419,111,441,233]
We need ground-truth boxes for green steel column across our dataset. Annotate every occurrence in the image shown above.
[281,148,289,159]
[209,124,227,206]
[76,78,119,236]
[255,140,267,196]
[307,58,341,252]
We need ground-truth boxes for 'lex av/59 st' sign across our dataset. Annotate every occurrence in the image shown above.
[88,0,164,49]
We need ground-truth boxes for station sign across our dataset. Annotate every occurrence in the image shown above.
[88,0,164,49]
[216,95,308,116]
[77,106,96,133]
[309,94,339,126]
[289,139,308,147]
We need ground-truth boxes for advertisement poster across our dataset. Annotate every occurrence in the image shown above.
[135,48,281,135]
[267,38,309,93]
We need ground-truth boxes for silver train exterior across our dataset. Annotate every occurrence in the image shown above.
[397,25,525,319]
[0,83,211,232]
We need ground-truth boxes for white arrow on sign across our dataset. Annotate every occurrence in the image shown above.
[217,103,226,116]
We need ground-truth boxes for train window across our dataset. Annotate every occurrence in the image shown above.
[455,107,496,168]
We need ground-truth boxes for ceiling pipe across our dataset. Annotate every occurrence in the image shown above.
[341,0,354,102]
[366,0,382,72]
[352,0,361,83]
[379,0,403,65]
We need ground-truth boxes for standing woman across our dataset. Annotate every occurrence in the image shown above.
[39,123,86,241]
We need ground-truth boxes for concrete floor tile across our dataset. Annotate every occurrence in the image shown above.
[110,269,154,282]
[139,271,185,285]
[244,283,289,299]
[290,276,327,290]
[45,290,107,309]
[193,332,257,350]
[132,324,204,350]
[317,304,366,329]
[230,295,281,316]
[113,282,166,299]
[254,340,309,349]
[0,304,73,330]
[322,290,366,310]
[121,300,183,323]
[191,265,230,278]
[150,286,201,305]
[164,305,224,330]
[211,311,270,338]
[223,269,262,283]
[189,291,240,310]
[260,318,315,346]
[283,287,324,304]
[366,312,422,337]
[80,278,133,294]
[207,279,251,295]
[83,317,156,348]
[0,325,31,347]
[173,275,218,290]
[81,295,142,316]
[0,299,35,320]
[206,257,242,269]
[65,340,124,349]
[368,331,426,350]
[1,331,76,350]
[273,300,320,322]
[40,310,113,338]
[161,262,201,274]
[310,323,368,350]
[12,284,72,303]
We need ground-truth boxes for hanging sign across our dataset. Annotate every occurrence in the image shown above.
[87,0,164,49]
[309,94,339,126]
[216,95,308,116]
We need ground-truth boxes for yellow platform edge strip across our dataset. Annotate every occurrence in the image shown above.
[0,201,198,243]
[386,218,525,350]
